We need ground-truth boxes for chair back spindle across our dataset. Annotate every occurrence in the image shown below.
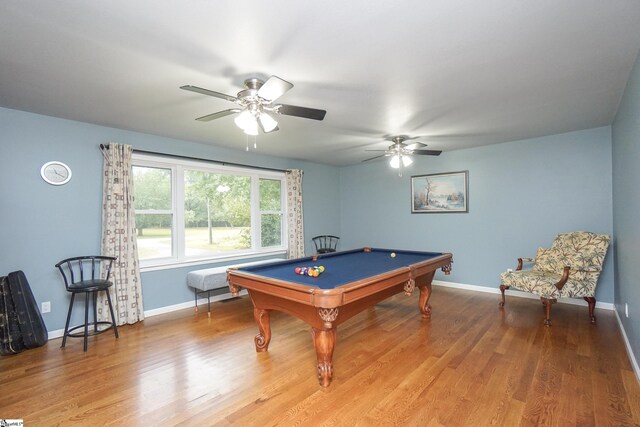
[312,235,340,254]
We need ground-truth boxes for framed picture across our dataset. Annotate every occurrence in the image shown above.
[411,171,468,213]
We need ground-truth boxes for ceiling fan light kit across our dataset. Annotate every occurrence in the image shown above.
[389,154,413,168]
[258,111,278,132]
[181,75,326,137]
[234,109,259,135]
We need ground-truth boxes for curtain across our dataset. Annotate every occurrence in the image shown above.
[286,169,305,259]
[98,143,144,325]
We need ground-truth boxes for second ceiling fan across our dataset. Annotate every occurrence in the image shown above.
[181,75,326,135]
[363,135,441,176]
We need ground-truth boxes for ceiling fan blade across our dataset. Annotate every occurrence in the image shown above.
[195,109,239,122]
[277,104,327,120]
[258,76,293,102]
[180,85,238,103]
[412,149,442,156]
[404,142,427,150]
[361,154,390,162]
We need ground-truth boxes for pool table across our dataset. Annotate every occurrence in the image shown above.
[226,247,453,387]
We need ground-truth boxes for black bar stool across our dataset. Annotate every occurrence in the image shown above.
[55,256,119,351]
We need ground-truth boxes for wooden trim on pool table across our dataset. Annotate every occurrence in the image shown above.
[226,251,453,309]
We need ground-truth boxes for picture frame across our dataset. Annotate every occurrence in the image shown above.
[411,171,468,213]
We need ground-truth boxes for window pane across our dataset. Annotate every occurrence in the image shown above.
[184,170,251,256]
[135,214,172,259]
[261,214,282,247]
[259,179,281,211]
[133,166,172,210]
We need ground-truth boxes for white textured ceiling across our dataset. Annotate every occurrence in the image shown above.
[1,1,639,166]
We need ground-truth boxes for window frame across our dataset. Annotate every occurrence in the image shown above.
[132,153,288,271]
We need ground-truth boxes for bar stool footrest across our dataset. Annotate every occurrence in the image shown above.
[67,322,116,338]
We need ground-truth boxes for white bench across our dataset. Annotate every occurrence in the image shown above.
[187,258,285,316]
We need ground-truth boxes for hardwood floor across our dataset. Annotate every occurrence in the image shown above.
[1,286,639,426]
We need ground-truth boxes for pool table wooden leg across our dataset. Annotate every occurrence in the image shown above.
[253,308,271,352]
[311,327,336,387]
[417,271,435,319]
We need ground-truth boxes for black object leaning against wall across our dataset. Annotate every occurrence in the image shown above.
[0,275,25,355]
[0,271,48,354]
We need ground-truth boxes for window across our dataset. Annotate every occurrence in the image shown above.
[132,153,287,268]
[133,165,173,260]
[259,178,283,248]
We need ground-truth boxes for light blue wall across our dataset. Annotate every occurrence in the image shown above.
[0,107,340,331]
[0,105,620,336]
[339,127,614,302]
[612,49,640,367]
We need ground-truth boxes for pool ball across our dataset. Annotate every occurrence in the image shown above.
[390,252,396,258]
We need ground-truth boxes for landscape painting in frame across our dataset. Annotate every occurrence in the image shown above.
[411,171,468,213]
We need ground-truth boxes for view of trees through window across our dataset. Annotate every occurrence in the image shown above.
[259,179,282,248]
[184,170,251,257]
[133,166,173,260]
[132,157,285,265]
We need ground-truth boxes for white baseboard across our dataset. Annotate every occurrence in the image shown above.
[614,309,640,382]
[432,280,615,310]
[143,289,248,317]
[46,290,248,340]
[48,328,64,340]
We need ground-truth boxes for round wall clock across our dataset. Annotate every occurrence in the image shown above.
[40,161,72,185]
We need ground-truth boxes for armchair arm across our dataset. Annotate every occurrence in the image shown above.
[516,257,536,271]
[554,266,571,291]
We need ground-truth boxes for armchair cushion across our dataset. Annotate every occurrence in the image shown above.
[500,270,554,298]
[500,269,595,299]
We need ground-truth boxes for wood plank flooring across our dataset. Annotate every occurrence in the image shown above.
[1,286,639,426]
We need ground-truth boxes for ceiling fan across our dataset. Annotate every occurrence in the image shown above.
[180,75,327,135]
[362,135,442,176]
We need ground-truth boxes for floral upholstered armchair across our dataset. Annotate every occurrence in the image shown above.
[499,231,610,326]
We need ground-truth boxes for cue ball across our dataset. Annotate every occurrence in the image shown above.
[390,252,396,258]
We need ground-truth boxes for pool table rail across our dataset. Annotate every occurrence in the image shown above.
[227,252,452,309]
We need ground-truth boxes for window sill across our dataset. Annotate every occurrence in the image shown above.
[139,249,288,273]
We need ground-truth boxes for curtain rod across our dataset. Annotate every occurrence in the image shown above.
[99,144,288,173]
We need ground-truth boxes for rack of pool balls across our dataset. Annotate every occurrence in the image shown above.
[295,266,325,277]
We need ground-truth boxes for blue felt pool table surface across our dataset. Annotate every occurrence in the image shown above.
[236,248,444,290]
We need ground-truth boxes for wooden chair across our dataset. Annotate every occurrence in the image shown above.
[499,231,610,326]
[312,235,340,254]
[55,256,119,351]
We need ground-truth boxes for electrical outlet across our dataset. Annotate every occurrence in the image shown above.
[41,301,51,314]
[625,303,629,318]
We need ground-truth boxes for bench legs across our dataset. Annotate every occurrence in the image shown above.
[194,289,212,317]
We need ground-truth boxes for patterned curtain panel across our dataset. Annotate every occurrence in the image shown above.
[98,143,144,325]
[286,169,305,259]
